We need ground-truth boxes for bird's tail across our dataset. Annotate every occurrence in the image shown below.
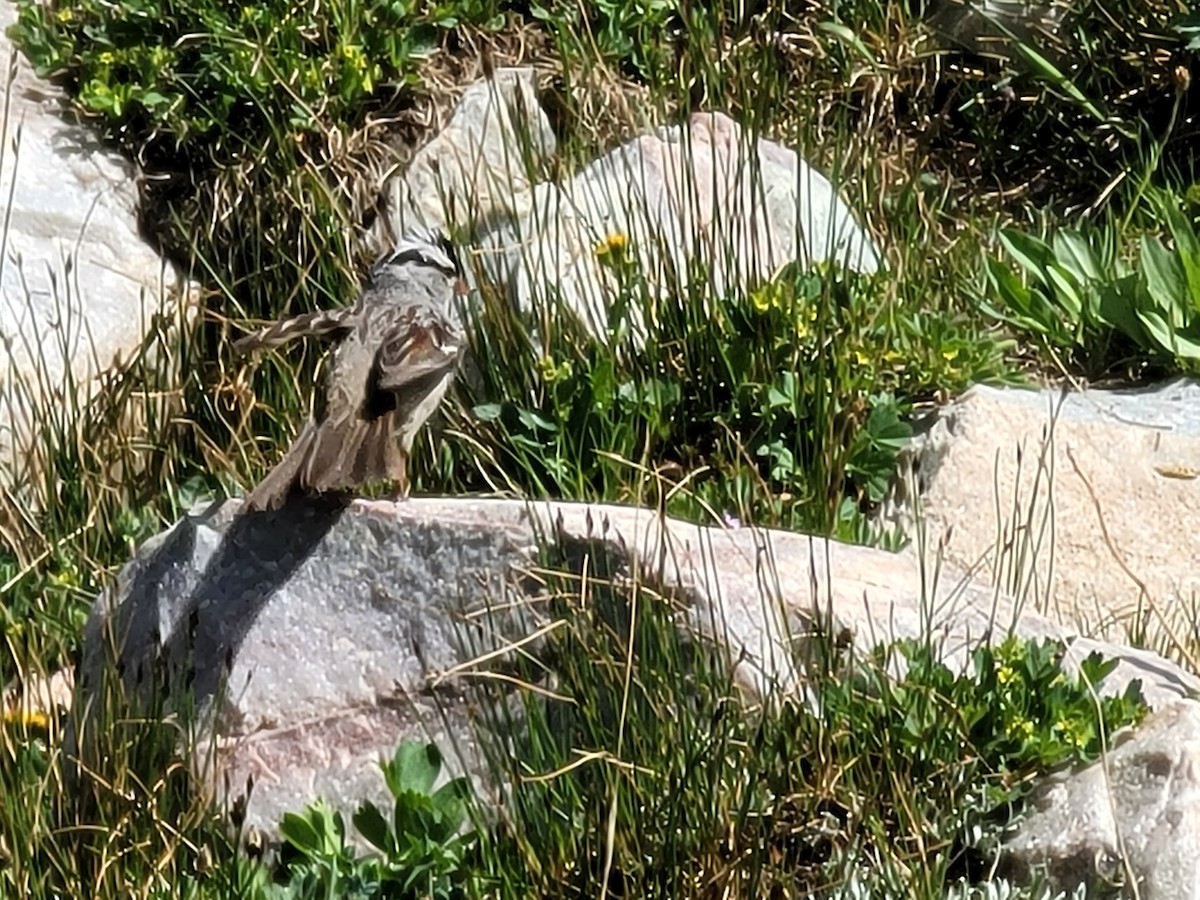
[242,414,405,511]
[242,420,320,512]
[233,308,356,356]
[303,413,406,493]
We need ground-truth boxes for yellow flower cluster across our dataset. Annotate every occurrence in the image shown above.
[537,355,574,385]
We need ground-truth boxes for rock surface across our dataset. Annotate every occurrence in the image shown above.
[475,110,881,339]
[384,68,557,240]
[0,6,189,471]
[382,71,881,341]
[1003,700,1200,900]
[888,380,1200,653]
[78,496,1197,850]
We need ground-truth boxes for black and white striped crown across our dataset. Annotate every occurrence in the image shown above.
[379,226,463,279]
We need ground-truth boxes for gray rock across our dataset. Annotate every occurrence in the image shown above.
[476,110,881,340]
[384,73,880,343]
[884,381,1200,654]
[0,7,191,472]
[1003,700,1200,899]
[77,496,1194,849]
[383,67,557,240]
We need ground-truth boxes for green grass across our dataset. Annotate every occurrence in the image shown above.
[2,0,1198,895]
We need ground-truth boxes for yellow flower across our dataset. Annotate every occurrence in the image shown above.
[750,282,788,314]
[96,51,115,66]
[997,664,1015,685]
[55,7,74,23]
[537,355,572,385]
[1054,717,1088,748]
[3,708,49,731]
[594,232,629,263]
[1008,716,1034,739]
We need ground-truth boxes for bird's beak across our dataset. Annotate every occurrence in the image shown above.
[454,278,469,296]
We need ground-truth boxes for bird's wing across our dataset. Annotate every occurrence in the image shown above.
[233,307,358,356]
[373,307,463,392]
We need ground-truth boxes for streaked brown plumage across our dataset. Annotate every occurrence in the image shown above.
[235,229,467,511]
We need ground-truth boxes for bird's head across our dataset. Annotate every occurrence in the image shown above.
[377,227,468,296]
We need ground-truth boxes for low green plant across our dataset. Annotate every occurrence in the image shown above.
[436,256,1003,543]
[9,0,504,163]
[530,0,678,81]
[276,741,476,899]
[982,193,1200,377]
[471,548,1147,896]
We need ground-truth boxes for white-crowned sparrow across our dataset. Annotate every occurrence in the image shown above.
[235,228,467,511]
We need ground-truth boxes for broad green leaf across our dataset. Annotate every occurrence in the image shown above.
[1096,277,1148,343]
[1137,308,1200,360]
[279,806,340,856]
[1163,203,1200,312]
[429,777,471,837]
[1044,263,1083,323]
[1052,229,1104,284]
[352,801,393,855]
[385,742,441,798]
[1140,237,1188,328]
[998,229,1052,279]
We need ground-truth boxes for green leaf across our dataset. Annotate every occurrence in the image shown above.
[1010,39,1108,124]
[998,229,1053,280]
[429,777,471,836]
[1171,11,1200,50]
[352,800,394,855]
[1044,263,1083,322]
[766,372,797,410]
[817,21,879,68]
[279,810,323,855]
[1052,229,1104,284]
[1162,203,1200,312]
[1140,237,1188,327]
[384,742,442,798]
[515,408,558,434]
[1095,277,1147,342]
[1136,308,1200,360]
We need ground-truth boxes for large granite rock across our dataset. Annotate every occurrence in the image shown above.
[474,110,881,340]
[382,70,881,342]
[78,496,1198,859]
[0,5,190,472]
[887,380,1200,652]
[1003,701,1200,900]
[383,68,557,241]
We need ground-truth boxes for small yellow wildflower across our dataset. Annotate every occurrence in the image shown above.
[750,282,787,314]
[996,664,1015,686]
[1008,716,1035,740]
[792,304,817,339]
[537,355,572,385]
[55,7,74,23]
[96,51,115,66]
[1054,717,1088,748]
[3,708,50,731]
[594,231,629,263]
